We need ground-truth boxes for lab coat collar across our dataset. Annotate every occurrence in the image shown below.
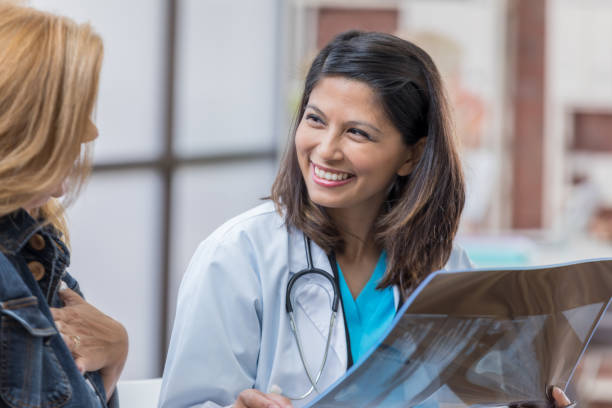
[393,286,400,310]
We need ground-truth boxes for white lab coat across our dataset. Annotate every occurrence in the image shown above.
[159,202,473,408]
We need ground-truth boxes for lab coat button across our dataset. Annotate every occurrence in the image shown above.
[27,261,46,281]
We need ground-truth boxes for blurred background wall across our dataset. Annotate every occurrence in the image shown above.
[29,0,612,405]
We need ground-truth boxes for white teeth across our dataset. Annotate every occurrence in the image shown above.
[314,165,351,181]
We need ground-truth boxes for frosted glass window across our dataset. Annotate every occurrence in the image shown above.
[168,160,277,334]
[29,0,166,162]
[174,0,279,156]
[66,171,162,380]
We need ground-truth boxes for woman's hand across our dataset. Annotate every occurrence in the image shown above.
[551,386,574,408]
[50,288,128,402]
[234,389,292,408]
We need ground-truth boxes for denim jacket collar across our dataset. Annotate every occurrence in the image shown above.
[0,209,43,255]
[0,209,69,267]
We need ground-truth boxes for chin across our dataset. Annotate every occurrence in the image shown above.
[308,193,349,210]
[52,181,69,198]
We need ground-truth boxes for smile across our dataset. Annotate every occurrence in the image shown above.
[311,163,355,187]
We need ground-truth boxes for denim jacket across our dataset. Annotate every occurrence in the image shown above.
[0,209,119,408]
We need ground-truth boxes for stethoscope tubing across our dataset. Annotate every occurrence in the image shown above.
[285,236,339,313]
[284,235,340,400]
[287,310,337,399]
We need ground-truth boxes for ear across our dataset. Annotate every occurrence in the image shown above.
[397,137,426,177]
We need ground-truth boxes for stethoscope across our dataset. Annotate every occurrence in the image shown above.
[284,235,340,400]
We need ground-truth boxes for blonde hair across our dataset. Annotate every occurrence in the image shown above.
[0,2,103,234]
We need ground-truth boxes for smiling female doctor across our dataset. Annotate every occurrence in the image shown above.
[159,31,572,408]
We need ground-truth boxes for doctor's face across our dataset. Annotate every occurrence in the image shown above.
[295,76,417,215]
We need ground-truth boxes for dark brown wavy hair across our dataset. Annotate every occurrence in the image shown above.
[271,31,465,294]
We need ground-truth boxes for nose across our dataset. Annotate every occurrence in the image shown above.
[83,120,99,143]
[317,128,343,162]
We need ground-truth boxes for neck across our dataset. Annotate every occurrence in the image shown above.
[327,203,385,299]
[327,202,381,263]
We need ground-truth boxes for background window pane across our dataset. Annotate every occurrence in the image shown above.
[174,0,280,156]
[66,171,162,379]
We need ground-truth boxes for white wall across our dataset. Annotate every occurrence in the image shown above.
[67,172,163,379]
[174,0,280,156]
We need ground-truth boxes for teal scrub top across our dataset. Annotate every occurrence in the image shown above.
[337,251,396,365]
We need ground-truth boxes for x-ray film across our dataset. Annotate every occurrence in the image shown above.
[307,259,612,408]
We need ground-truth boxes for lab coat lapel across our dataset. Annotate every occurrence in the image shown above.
[288,230,348,371]
[393,286,400,310]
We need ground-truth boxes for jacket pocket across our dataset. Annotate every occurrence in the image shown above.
[0,296,72,408]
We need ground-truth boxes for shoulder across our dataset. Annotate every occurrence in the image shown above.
[443,244,474,271]
[181,202,289,285]
[204,201,285,246]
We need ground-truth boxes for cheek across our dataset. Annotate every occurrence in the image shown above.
[351,150,402,184]
[294,125,312,163]
[294,125,307,153]
[349,149,383,174]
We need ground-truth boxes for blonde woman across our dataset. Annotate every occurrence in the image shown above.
[0,3,127,407]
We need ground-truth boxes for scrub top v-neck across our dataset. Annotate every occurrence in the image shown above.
[336,251,396,365]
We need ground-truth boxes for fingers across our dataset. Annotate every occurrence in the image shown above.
[50,304,77,323]
[58,331,72,350]
[50,307,60,321]
[57,287,85,306]
[235,389,292,408]
[57,328,90,374]
[57,325,81,353]
[266,393,292,408]
[74,356,87,374]
[552,387,572,408]
[55,320,82,353]
[51,298,87,329]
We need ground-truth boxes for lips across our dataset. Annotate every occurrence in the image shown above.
[311,163,355,187]
[313,164,352,181]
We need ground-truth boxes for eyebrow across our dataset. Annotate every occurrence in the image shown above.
[306,104,383,134]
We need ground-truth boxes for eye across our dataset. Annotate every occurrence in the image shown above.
[305,113,324,126]
[347,128,372,141]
